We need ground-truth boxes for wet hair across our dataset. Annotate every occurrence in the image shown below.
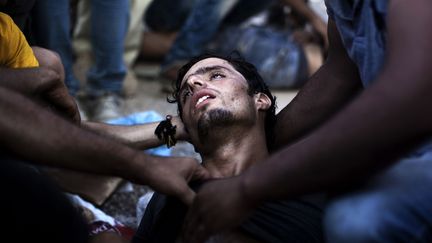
[168,52,277,148]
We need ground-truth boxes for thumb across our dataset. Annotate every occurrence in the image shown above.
[179,186,196,206]
[192,165,211,181]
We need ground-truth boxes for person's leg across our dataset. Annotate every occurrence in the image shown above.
[121,0,152,97]
[144,0,195,33]
[124,0,151,67]
[324,152,432,243]
[141,0,196,62]
[161,0,240,76]
[160,0,276,80]
[79,0,129,121]
[31,0,80,96]
[140,31,178,61]
[71,0,92,87]
[74,0,147,97]
[222,0,274,26]
[86,0,129,97]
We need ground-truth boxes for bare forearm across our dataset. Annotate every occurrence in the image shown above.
[274,54,361,148]
[0,87,145,180]
[247,68,432,201]
[0,67,57,94]
[274,20,362,148]
[82,121,162,149]
[250,2,432,201]
[0,87,209,203]
[82,116,188,149]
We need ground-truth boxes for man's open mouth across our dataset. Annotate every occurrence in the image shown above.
[196,95,211,107]
[193,90,216,109]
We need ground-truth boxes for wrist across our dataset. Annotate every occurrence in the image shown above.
[155,115,177,147]
[171,116,188,141]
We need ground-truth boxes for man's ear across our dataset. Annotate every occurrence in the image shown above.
[254,92,271,111]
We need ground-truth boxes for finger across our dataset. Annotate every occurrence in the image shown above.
[72,109,81,124]
[178,186,196,206]
[59,95,81,123]
[50,94,80,123]
[192,165,211,181]
[68,97,81,124]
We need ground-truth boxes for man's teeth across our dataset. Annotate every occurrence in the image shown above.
[196,95,210,106]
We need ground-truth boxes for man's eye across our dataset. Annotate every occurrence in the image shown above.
[210,73,225,80]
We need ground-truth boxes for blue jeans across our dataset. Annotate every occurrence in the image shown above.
[32,0,129,96]
[324,146,432,242]
[162,0,274,71]
[325,0,388,87]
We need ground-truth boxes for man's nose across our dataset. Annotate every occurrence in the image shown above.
[187,75,206,91]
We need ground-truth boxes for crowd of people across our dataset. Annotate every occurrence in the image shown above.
[1,0,432,242]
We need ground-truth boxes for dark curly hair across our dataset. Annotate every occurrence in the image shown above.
[168,53,277,148]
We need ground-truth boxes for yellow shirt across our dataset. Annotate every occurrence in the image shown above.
[0,12,38,68]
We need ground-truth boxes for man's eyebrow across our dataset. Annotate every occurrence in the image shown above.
[181,65,234,85]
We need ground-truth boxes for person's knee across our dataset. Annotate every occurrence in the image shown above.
[324,194,397,243]
[31,46,65,81]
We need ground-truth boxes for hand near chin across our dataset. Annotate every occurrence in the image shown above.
[139,156,210,205]
[181,176,259,243]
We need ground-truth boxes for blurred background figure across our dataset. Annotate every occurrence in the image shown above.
[32,0,129,121]
[138,0,327,89]
[72,0,153,98]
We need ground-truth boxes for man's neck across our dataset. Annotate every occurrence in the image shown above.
[198,126,269,178]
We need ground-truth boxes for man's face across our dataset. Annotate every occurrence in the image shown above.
[179,58,257,143]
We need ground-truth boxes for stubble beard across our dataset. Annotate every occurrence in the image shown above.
[196,108,235,143]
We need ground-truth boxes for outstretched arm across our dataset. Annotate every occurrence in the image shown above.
[82,116,188,150]
[245,0,432,204]
[0,87,208,205]
[273,19,362,149]
[183,1,432,241]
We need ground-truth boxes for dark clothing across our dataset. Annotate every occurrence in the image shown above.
[133,193,187,243]
[133,182,324,243]
[145,0,196,32]
[0,150,89,243]
[0,0,36,40]
[241,198,324,242]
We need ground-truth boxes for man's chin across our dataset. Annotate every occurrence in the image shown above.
[196,109,234,141]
